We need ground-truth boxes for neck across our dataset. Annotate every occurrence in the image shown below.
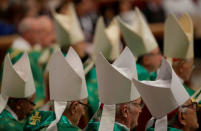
[173,123,190,131]
[116,117,130,129]
[141,63,155,73]
[23,36,34,47]
[63,111,79,126]
[182,127,191,131]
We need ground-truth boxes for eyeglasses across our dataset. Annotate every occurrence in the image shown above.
[77,101,89,110]
[131,102,144,108]
[181,102,198,110]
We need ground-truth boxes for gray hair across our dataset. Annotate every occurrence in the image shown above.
[116,102,133,117]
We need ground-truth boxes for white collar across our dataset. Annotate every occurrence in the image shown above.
[12,37,32,51]
[5,105,18,120]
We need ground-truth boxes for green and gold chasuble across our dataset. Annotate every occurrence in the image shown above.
[0,109,26,131]
[24,111,81,131]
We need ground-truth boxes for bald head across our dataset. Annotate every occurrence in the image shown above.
[115,98,142,129]
[18,17,38,34]
[18,17,39,46]
[172,58,194,82]
[38,16,53,30]
[37,16,55,47]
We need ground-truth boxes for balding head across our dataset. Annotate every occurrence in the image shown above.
[38,16,54,30]
[18,17,39,46]
[115,98,142,130]
[18,17,38,34]
[37,16,55,47]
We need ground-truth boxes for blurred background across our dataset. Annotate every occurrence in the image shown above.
[0,0,201,90]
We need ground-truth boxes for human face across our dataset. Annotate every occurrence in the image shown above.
[72,98,88,125]
[41,28,55,47]
[25,19,39,45]
[119,0,132,13]
[180,99,199,130]
[72,41,87,58]
[37,20,55,47]
[144,47,162,72]
[129,98,143,129]
[78,98,89,117]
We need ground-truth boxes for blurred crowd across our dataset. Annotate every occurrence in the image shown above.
[1,0,201,57]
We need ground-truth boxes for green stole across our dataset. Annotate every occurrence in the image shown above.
[85,67,99,116]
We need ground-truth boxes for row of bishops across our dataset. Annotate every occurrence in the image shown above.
[0,2,200,131]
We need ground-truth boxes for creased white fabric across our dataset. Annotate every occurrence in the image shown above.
[0,94,9,114]
[155,116,167,131]
[99,104,116,131]
[46,101,68,131]
[145,117,155,130]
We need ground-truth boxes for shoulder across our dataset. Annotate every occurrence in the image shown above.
[0,109,15,120]
[24,111,55,131]
[85,122,129,131]
[136,63,148,74]
[57,116,82,131]
[85,121,99,131]
[136,63,157,81]
[167,127,182,131]
[114,122,129,131]
[7,48,24,63]
[12,37,31,51]
[146,127,182,131]
[183,84,195,96]
[136,64,149,80]
[0,110,25,131]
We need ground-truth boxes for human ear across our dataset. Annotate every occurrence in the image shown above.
[70,101,79,115]
[178,60,185,73]
[178,110,186,126]
[122,104,129,118]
